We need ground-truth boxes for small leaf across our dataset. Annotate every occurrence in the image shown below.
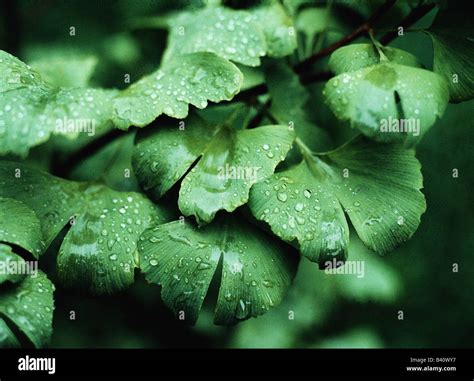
[0,257,55,348]
[0,50,117,157]
[0,198,45,258]
[328,43,422,75]
[138,216,298,325]
[0,161,169,294]
[426,10,474,102]
[112,52,243,129]
[133,114,295,224]
[163,5,296,66]
[249,136,426,267]
[324,61,449,145]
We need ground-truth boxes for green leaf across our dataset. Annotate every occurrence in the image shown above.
[112,52,243,129]
[0,50,117,157]
[138,216,298,325]
[0,161,169,294]
[0,318,20,348]
[264,60,330,152]
[0,244,27,285]
[323,61,449,145]
[133,114,295,224]
[426,10,474,102]
[0,198,45,258]
[0,261,55,348]
[163,5,296,67]
[328,43,422,75]
[30,54,98,87]
[249,136,426,267]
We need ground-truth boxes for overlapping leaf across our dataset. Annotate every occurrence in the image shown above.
[0,161,169,294]
[0,50,242,155]
[324,44,449,145]
[0,50,117,157]
[163,4,296,66]
[0,198,45,257]
[0,244,55,348]
[138,216,298,325]
[426,10,474,102]
[133,113,295,224]
[249,136,426,267]
[112,52,242,129]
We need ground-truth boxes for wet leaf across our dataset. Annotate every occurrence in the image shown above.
[0,198,45,258]
[163,4,296,66]
[138,216,298,325]
[324,55,449,145]
[0,161,170,294]
[249,136,426,267]
[133,113,295,224]
[0,251,55,348]
[112,52,242,129]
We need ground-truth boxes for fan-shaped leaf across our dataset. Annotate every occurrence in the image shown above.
[0,247,55,348]
[0,161,169,294]
[138,216,298,325]
[0,198,45,258]
[133,114,295,224]
[328,43,421,75]
[249,136,426,267]
[163,4,296,66]
[324,60,449,145]
[0,50,117,157]
[112,52,243,129]
[426,10,474,102]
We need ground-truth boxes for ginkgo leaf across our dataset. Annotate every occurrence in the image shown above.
[112,52,243,129]
[0,252,55,348]
[264,60,330,153]
[323,60,449,145]
[163,4,296,67]
[426,10,474,102]
[138,216,298,325]
[30,54,98,87]
[328,43,421,75]
[0,244,27,285]
[0,318,20,348]
[0,198,45,258]
[0,161,170,294]
[0,50,117,157]
[133,114,295,224]
[249,136,426,267]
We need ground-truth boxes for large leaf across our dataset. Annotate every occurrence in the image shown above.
[0,161,169,294]
[324,55,449,145]
[163,4,296,66]
[112,52,242,129]
[0,246,55,348]
[0,50,117,157]
[249,136,426,267]
[138,216,298,325]
[426,10,474,102]
[0,198,45,257]
[133,114,295,224]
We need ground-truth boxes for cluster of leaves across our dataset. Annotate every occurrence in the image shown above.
[0,0,472,347]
